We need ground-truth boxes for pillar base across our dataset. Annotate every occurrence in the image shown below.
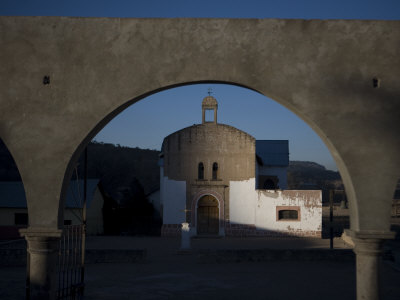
[345,230,395,300]
[20,227,62,300]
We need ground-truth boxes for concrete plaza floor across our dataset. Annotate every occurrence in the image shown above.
[1,236,399,299]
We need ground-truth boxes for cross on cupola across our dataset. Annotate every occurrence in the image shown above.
[202,91,218,124]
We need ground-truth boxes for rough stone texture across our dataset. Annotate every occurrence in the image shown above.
[0,16,399,239]
[162,123,255,181]
[162,120,255,231]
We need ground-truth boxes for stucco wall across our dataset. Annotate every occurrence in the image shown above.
[255,190,322,233]
[0,17,398,237]
[161,176,186,224]
[229,178,257,225]
[229,179,321,236]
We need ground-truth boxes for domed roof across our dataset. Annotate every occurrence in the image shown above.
[202,96,218,107]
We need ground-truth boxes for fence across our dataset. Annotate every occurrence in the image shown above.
[56,224,85,300]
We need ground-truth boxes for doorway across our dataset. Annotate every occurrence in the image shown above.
[197,195,219,235]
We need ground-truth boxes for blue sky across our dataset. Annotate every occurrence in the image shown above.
[1,0,399,171]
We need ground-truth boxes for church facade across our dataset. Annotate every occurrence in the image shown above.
[159,96,322,237]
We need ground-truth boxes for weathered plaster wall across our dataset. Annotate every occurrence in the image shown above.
[255,189,322,234]
[229,179,257,225]
[229,179,321,236]
[0,17,399,237]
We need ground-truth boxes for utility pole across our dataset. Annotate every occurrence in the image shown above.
[329,189,334,250]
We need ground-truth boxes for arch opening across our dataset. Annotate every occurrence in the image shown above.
[61,80,354,240]
[197,195,219,235]
[0,138,28,240]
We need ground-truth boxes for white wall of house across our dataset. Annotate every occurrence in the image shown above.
[255,190,322,233]
[229,178,257,225]
[86,187,104,235]
[161,176,186,224]
[62,187,104,235]
[229,179,321,234]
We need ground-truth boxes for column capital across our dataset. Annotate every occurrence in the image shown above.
[20,227,63,239]
[344,229,396,240]
[20,227,62,255]
[345,229,395,257]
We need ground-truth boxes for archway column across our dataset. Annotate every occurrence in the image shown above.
[20,227,63,300]
[345,230,395,300]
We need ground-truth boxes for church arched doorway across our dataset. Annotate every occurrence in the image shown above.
[197,195,219,235]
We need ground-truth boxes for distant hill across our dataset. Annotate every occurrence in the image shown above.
[287,161,343,203]
[287,161,342,188]
[78,141,160,199]
[0,140,160,202]
[1,139,343,203]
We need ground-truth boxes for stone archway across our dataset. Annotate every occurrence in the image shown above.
[191,190,225,236]
[197,195,219,235]
[0,16,399,300]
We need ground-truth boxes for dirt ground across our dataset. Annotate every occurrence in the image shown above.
[1,236,399,300]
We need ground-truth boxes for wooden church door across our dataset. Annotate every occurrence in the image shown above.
[197,195,219,235]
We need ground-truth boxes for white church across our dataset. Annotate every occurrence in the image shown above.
[158,95,322,237]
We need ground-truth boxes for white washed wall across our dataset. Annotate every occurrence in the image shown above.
[230,179,321,233]
[255,190,322,232]
[229,178,256,224]
[161,176,186,224]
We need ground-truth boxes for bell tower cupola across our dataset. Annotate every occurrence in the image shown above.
[202,91,218,124]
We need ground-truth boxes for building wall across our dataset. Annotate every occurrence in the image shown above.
[229,179,322,237]
[255,190,322,235]
[86,187,104,235]
[161,176,186,224]
[0,208,27,226]
[163,123,255,182]
[229,178,256,225]
[161,123,255,232]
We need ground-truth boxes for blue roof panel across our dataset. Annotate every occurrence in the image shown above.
[256,140,289,166]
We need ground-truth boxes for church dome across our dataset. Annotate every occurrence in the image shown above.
[202,96,218,107]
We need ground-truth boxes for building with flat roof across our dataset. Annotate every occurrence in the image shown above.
[159,96,322,237]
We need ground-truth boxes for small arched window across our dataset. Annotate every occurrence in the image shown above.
[212,162,218,180]
[198,162,204,180]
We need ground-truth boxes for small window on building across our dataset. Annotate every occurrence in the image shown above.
[205,109,214,122]
[64,220,72,226]
[278,210,299,220]
[212,163,218,180]
[15,213,28,226]
[198,162,204,179]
